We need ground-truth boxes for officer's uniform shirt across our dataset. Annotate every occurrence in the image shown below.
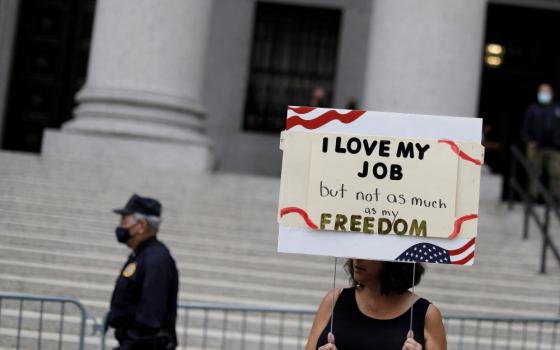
[522,102,560,149]
[109,236,179,348]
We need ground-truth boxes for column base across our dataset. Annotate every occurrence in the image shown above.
[42,129,214,173]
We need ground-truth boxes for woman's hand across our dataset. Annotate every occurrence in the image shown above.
[318,332,337,350]
[402,331,422,350]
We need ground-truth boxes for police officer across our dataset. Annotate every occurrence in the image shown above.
[107,194,179,350]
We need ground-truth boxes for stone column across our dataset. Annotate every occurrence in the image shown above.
[0,0,20,146]
[363,0,487,118]
[43,0,214,172]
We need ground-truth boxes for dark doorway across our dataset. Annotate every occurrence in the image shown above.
[478,3,560,199]
[243,2,341,133]
[2,0,96,152]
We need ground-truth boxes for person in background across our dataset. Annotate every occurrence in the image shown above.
[310,86,328,107]
[345,97,358,110]
[521,83,560,202]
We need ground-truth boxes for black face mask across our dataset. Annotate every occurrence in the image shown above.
[115,222,139,244]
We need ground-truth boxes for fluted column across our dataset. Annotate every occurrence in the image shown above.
[363,0,487,118]
[43,0,214,172]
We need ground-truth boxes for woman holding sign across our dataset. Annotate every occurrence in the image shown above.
[306,260,446,350]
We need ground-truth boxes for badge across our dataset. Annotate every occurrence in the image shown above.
[122,262,137,278]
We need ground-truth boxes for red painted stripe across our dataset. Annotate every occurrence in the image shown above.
[448,238,476,256]
[448,214,479,239]
[451,251,475,265]
[287,106,317,114]
[286,110,367,130]
[438,139,482,166]
[280,207,318,230]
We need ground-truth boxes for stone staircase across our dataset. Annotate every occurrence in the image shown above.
[0,151,559,349]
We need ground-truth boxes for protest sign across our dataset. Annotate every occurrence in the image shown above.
[277,107,484,265]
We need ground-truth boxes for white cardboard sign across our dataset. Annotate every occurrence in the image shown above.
[277,107,484,266]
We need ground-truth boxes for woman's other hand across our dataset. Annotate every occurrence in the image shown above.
[318,332,337,350]
[402,330,422,350]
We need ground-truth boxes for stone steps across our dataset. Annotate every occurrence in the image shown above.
[0,238,556,297]
[0,214,557,281]
[0,197,554,267]
[0,150,559,349]
[0,225,558,292]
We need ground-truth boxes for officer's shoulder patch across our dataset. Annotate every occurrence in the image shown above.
[122,262,137,278]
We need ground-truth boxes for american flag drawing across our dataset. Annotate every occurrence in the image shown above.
[395,238,476,265]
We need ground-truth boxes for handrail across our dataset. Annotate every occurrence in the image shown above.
[508,145,560,273]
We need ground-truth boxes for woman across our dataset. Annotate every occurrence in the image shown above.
[306,259,446,350]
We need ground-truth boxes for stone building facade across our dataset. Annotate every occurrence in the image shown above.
[1,0,560,175]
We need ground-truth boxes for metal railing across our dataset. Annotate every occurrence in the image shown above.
[0,292,97,350]
[444,314,560,350]
[98,302,560,350]
[99,302,317,350]
[2,292,558,349]
[508,145,560,273]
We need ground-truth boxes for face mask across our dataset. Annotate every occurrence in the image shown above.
[538,92,552,105]
[115,222,139,244]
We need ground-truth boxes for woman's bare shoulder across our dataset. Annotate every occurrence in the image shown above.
[318,288,343,312]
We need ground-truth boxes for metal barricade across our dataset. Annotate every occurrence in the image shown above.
[0,292,96,350]
[175,302,315,350]
[445,314,560,350]
[98,302,316,350]
[99,302,560,350]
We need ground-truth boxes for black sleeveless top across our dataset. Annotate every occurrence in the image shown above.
[316,288,431,350]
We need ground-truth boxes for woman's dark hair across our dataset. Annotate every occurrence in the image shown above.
[344,259,425,295]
